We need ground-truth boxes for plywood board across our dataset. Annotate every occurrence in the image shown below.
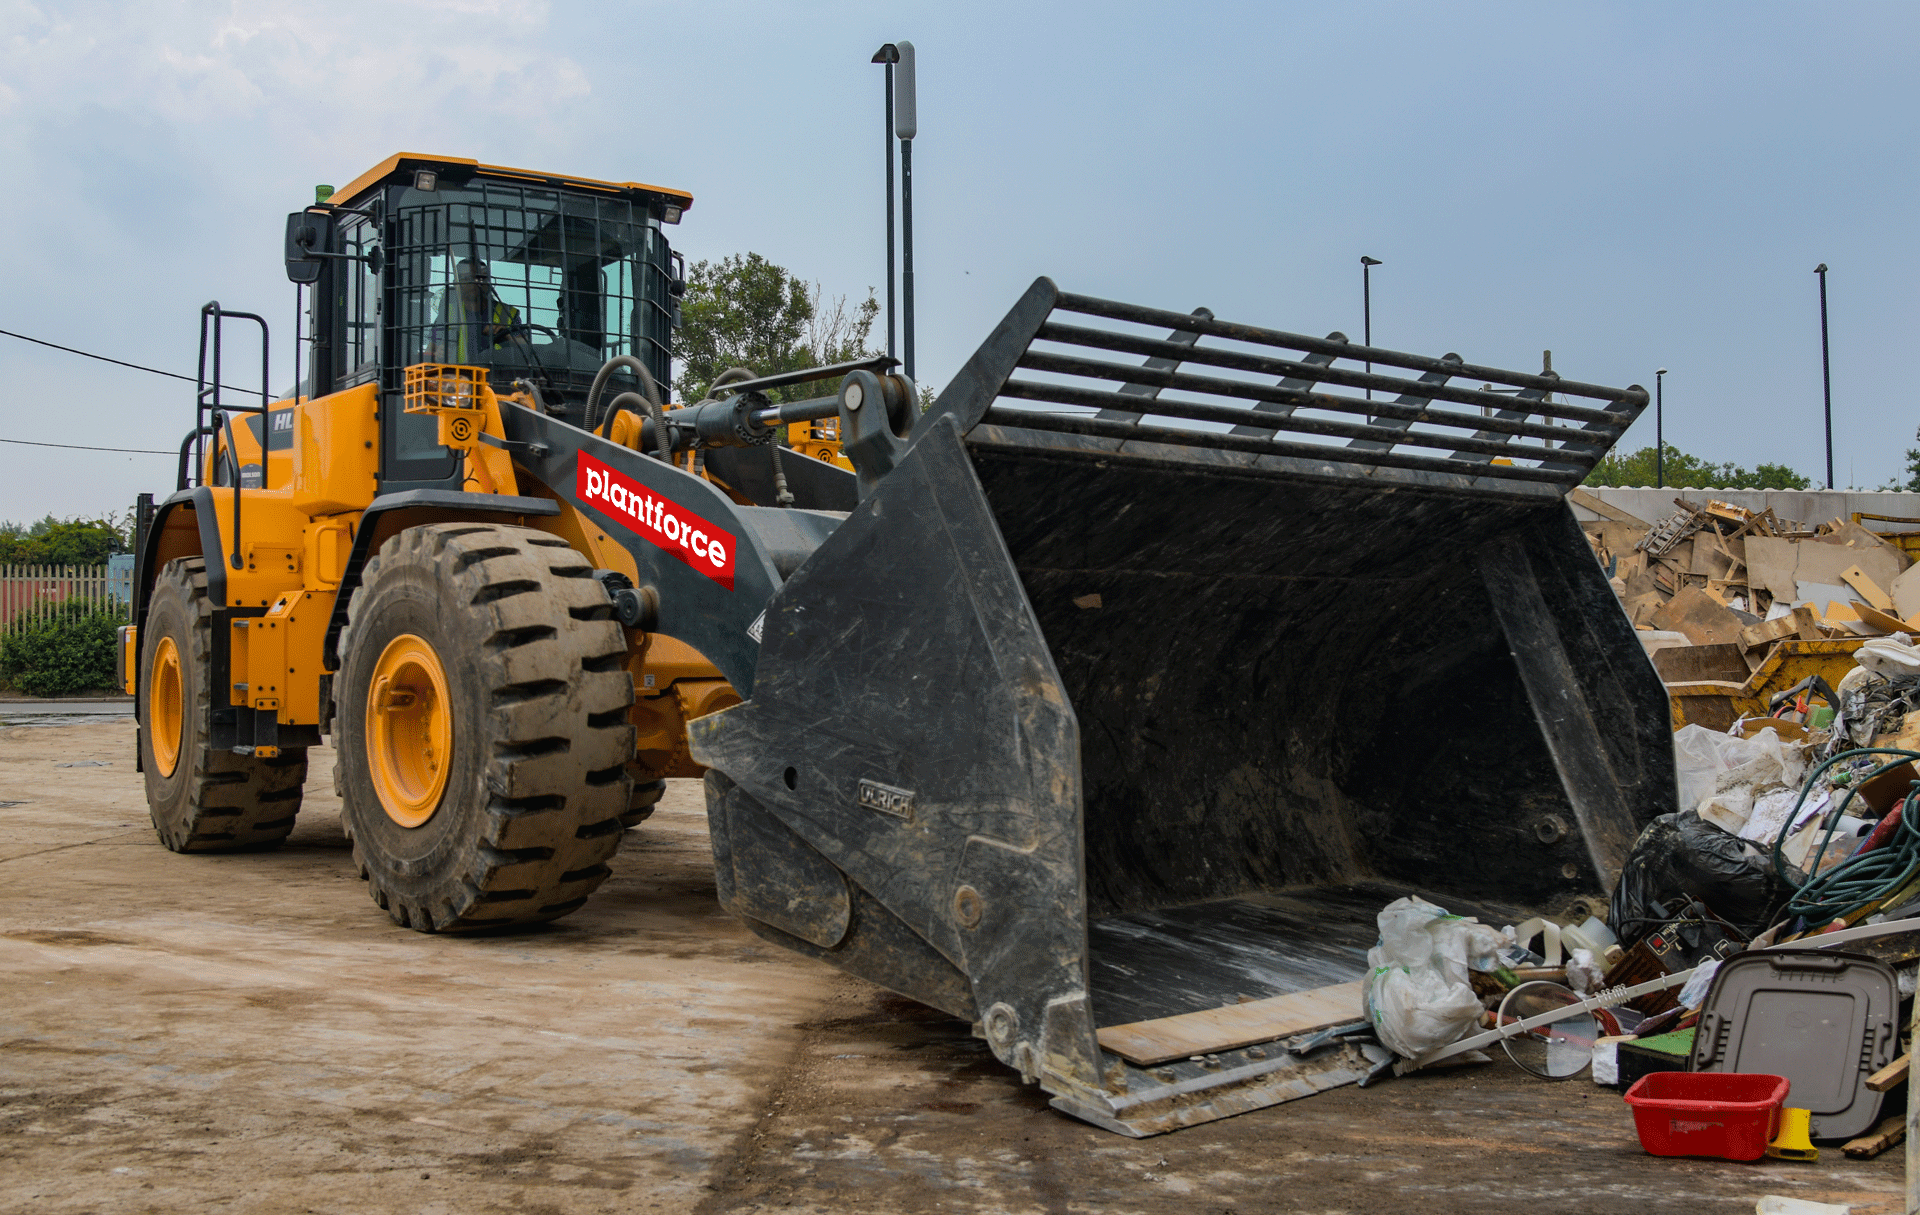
[1798,538,1903,598]
[1569,487,1648,525]
[1095,981,1365,1067]
[1892,563,1920,622]
[1745,536,1802,602]
[1816,519,1914,574]
[1842,565,1896,612]
[1648,585,1746,646]
[1854,602,1910,637]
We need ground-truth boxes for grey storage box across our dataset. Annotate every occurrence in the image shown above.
[1690,949,1900,1140]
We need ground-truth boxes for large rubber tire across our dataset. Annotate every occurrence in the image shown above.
[139,557,308,851]
[622,776,667,829]
[335,523,635,932]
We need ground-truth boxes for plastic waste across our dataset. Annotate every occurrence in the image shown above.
[1674,725,1807,831]
[1564,948,1604,996]
[1676,957,1720,1008]
[1856,633,1920,679]
[1608,812,1784,945]
[1560,916,1616,957]
[1362,896,1509,1059]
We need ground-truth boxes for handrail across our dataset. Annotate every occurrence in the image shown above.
[195,302,270,572]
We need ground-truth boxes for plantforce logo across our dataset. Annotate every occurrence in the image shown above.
[577,452,737,590]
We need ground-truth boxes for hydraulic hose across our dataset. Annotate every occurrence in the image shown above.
[1769,746,1920,924]
[586,355,670,462]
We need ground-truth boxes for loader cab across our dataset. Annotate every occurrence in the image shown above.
[289,154,689,492]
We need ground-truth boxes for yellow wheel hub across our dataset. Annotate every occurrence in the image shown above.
[150,635,184,779]
[366,633,454,828]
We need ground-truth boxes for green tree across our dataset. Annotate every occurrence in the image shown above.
[1585,444,1811,490]
[674,253,879,404]
[0,514,130,565]
[1897,426,1920,491]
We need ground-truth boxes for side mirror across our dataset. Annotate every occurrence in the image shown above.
[284,210,334,284]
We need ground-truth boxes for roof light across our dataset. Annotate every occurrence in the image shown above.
[314,184,334,203]
[413,170,438,191]
[662,205,683,225]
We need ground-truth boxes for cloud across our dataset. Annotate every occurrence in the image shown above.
[0,0,590,140]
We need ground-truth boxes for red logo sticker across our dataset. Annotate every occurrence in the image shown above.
[577,452,736,589]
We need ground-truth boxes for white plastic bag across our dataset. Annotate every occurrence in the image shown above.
[1857,633,1920,679]
[1677,958,1720,1010]
[1363,896,1507,1059]
[1565,948,1604,996]
[1674,724,1807,829]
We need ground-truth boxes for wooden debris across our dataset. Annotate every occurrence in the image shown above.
[1865,1051,1910,1092]
[1853,601,1911,636]
[1570,486,1647,525]
[1842,1113,1906,1158]
[1841,564,1897,612]
[1095,981,1364,1067]
[1648,586,1747,647]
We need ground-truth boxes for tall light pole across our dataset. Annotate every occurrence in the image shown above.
[1360,256,1381,400]
[1816,263,1833,489]
[871,45,898,363]
[895,41,917,382]
[1655,368,1667,489]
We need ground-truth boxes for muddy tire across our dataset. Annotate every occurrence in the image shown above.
[622,776,667,828]
[335,523,635,932]
[139,557,308,851]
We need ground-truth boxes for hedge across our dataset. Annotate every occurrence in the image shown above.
[0,601,123,697]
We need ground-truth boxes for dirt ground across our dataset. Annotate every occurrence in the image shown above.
[0,719,1906,1214]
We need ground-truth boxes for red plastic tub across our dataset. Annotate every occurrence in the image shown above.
[1622,1072,1790,1161]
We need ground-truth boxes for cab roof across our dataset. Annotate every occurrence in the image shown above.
[331,153,693,213]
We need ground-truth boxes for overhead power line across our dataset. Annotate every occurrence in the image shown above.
[0,327,273,396]
[0,437,174,455]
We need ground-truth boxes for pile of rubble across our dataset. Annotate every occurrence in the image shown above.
[1576,488,1920,732]
[1352,569,1920,1187]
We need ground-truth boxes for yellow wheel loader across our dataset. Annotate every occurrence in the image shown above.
[126,153,1666,1135]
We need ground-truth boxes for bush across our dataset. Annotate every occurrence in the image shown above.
[0,602,123,697]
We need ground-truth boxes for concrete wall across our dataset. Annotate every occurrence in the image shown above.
[1574,487,1920,532]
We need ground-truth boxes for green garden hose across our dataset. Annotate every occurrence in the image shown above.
[1770,747,1920,923]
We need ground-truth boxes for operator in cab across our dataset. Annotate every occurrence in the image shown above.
[429,258,531,363]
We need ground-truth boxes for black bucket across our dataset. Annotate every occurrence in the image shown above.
[691,280,1668,1134]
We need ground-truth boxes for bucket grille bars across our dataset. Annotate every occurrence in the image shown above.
[925,279,1648,500]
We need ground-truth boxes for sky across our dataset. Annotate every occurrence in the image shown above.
[2,0,1916,523]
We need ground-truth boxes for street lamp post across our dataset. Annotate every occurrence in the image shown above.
[1655,368,1667,489]
[1816,263,1832,490]
[895,41,917,382]
[1360,256,1381,400]
[871,45,898,363]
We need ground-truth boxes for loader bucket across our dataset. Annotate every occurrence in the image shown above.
[688,279,1669,1135]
